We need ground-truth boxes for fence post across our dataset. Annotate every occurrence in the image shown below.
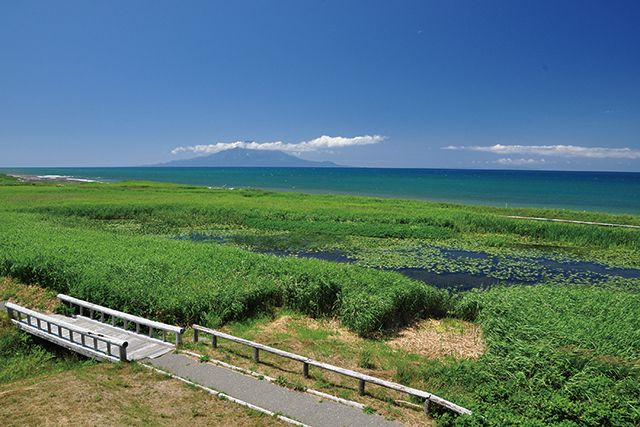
[193,328,199,343]
[254,348,260,363]
[119,343,128,362]
[211,334,217,348]
[424,398,431,415]
[303,362,309,378]
[359,379,365,396]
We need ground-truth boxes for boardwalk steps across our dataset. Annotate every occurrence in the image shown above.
[6,294,184,362]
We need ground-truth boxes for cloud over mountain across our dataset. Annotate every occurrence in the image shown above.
[172,135,386,155]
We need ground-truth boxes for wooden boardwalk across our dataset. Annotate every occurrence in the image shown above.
[6,295,184,362]
[54,313,174,360]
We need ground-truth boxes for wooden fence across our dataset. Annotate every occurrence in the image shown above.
[501,215,640,229]
[58,294,184,346]
[192,324,473,417]
[6,302,129,362]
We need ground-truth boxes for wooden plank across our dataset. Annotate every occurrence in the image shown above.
[49,314,174,361]
[128,345,173,360]
[65,316,174,345]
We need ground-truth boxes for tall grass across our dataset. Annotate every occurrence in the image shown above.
[424,285,640,426]
[0,211,449,335]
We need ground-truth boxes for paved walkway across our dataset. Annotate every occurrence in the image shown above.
[146,352,404,427]
[1,302,405,426]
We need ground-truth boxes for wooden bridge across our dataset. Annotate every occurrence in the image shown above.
[5,294,184,362]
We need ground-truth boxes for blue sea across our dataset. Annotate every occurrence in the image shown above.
[2,167,640,215]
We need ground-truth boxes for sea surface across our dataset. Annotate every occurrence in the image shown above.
[2,167,640,215]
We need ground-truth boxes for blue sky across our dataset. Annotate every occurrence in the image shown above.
[1,1,639,171]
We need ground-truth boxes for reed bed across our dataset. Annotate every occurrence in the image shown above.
[426,284,640,426]
[0,211,448,335]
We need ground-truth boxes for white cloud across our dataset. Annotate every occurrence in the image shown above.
[442,144,640,159]
[494,158,548,165]
[172,135,386,155]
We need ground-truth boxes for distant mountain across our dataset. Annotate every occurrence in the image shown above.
[152,148,341,168]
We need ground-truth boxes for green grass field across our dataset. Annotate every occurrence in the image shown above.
[1,175,639,426]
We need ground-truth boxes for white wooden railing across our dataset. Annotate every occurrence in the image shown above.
[57,294,184,346]
[192,324,473,417]
[6,302,129,361]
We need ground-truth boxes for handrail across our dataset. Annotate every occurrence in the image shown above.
[6,302,128,361]
[57,294,184,345]
[192,324,473,417]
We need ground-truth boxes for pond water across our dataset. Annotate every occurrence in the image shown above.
[180,233,640,291]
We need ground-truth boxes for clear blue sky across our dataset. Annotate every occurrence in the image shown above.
[2,1,639,171]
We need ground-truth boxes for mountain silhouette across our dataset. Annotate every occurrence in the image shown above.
[153,148,341,167]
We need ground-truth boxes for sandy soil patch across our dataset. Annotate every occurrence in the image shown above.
[387,318,485,359]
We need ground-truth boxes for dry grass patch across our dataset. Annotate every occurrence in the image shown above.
[0,277,59,312]
[0,362,289,427]
[387,318,485,359]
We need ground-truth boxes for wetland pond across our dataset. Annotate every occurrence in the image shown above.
[181,233,640,292]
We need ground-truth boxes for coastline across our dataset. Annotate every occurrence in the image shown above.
[3,167,639,215]
[8,174,94,184]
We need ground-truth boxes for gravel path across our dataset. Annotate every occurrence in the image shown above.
[147,352,404,427]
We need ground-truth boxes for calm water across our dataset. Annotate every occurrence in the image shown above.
[2,167,640,215]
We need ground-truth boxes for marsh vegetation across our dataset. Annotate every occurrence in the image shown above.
[1,175,639,426]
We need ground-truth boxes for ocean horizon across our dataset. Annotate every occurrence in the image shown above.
[2,167,639,215]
